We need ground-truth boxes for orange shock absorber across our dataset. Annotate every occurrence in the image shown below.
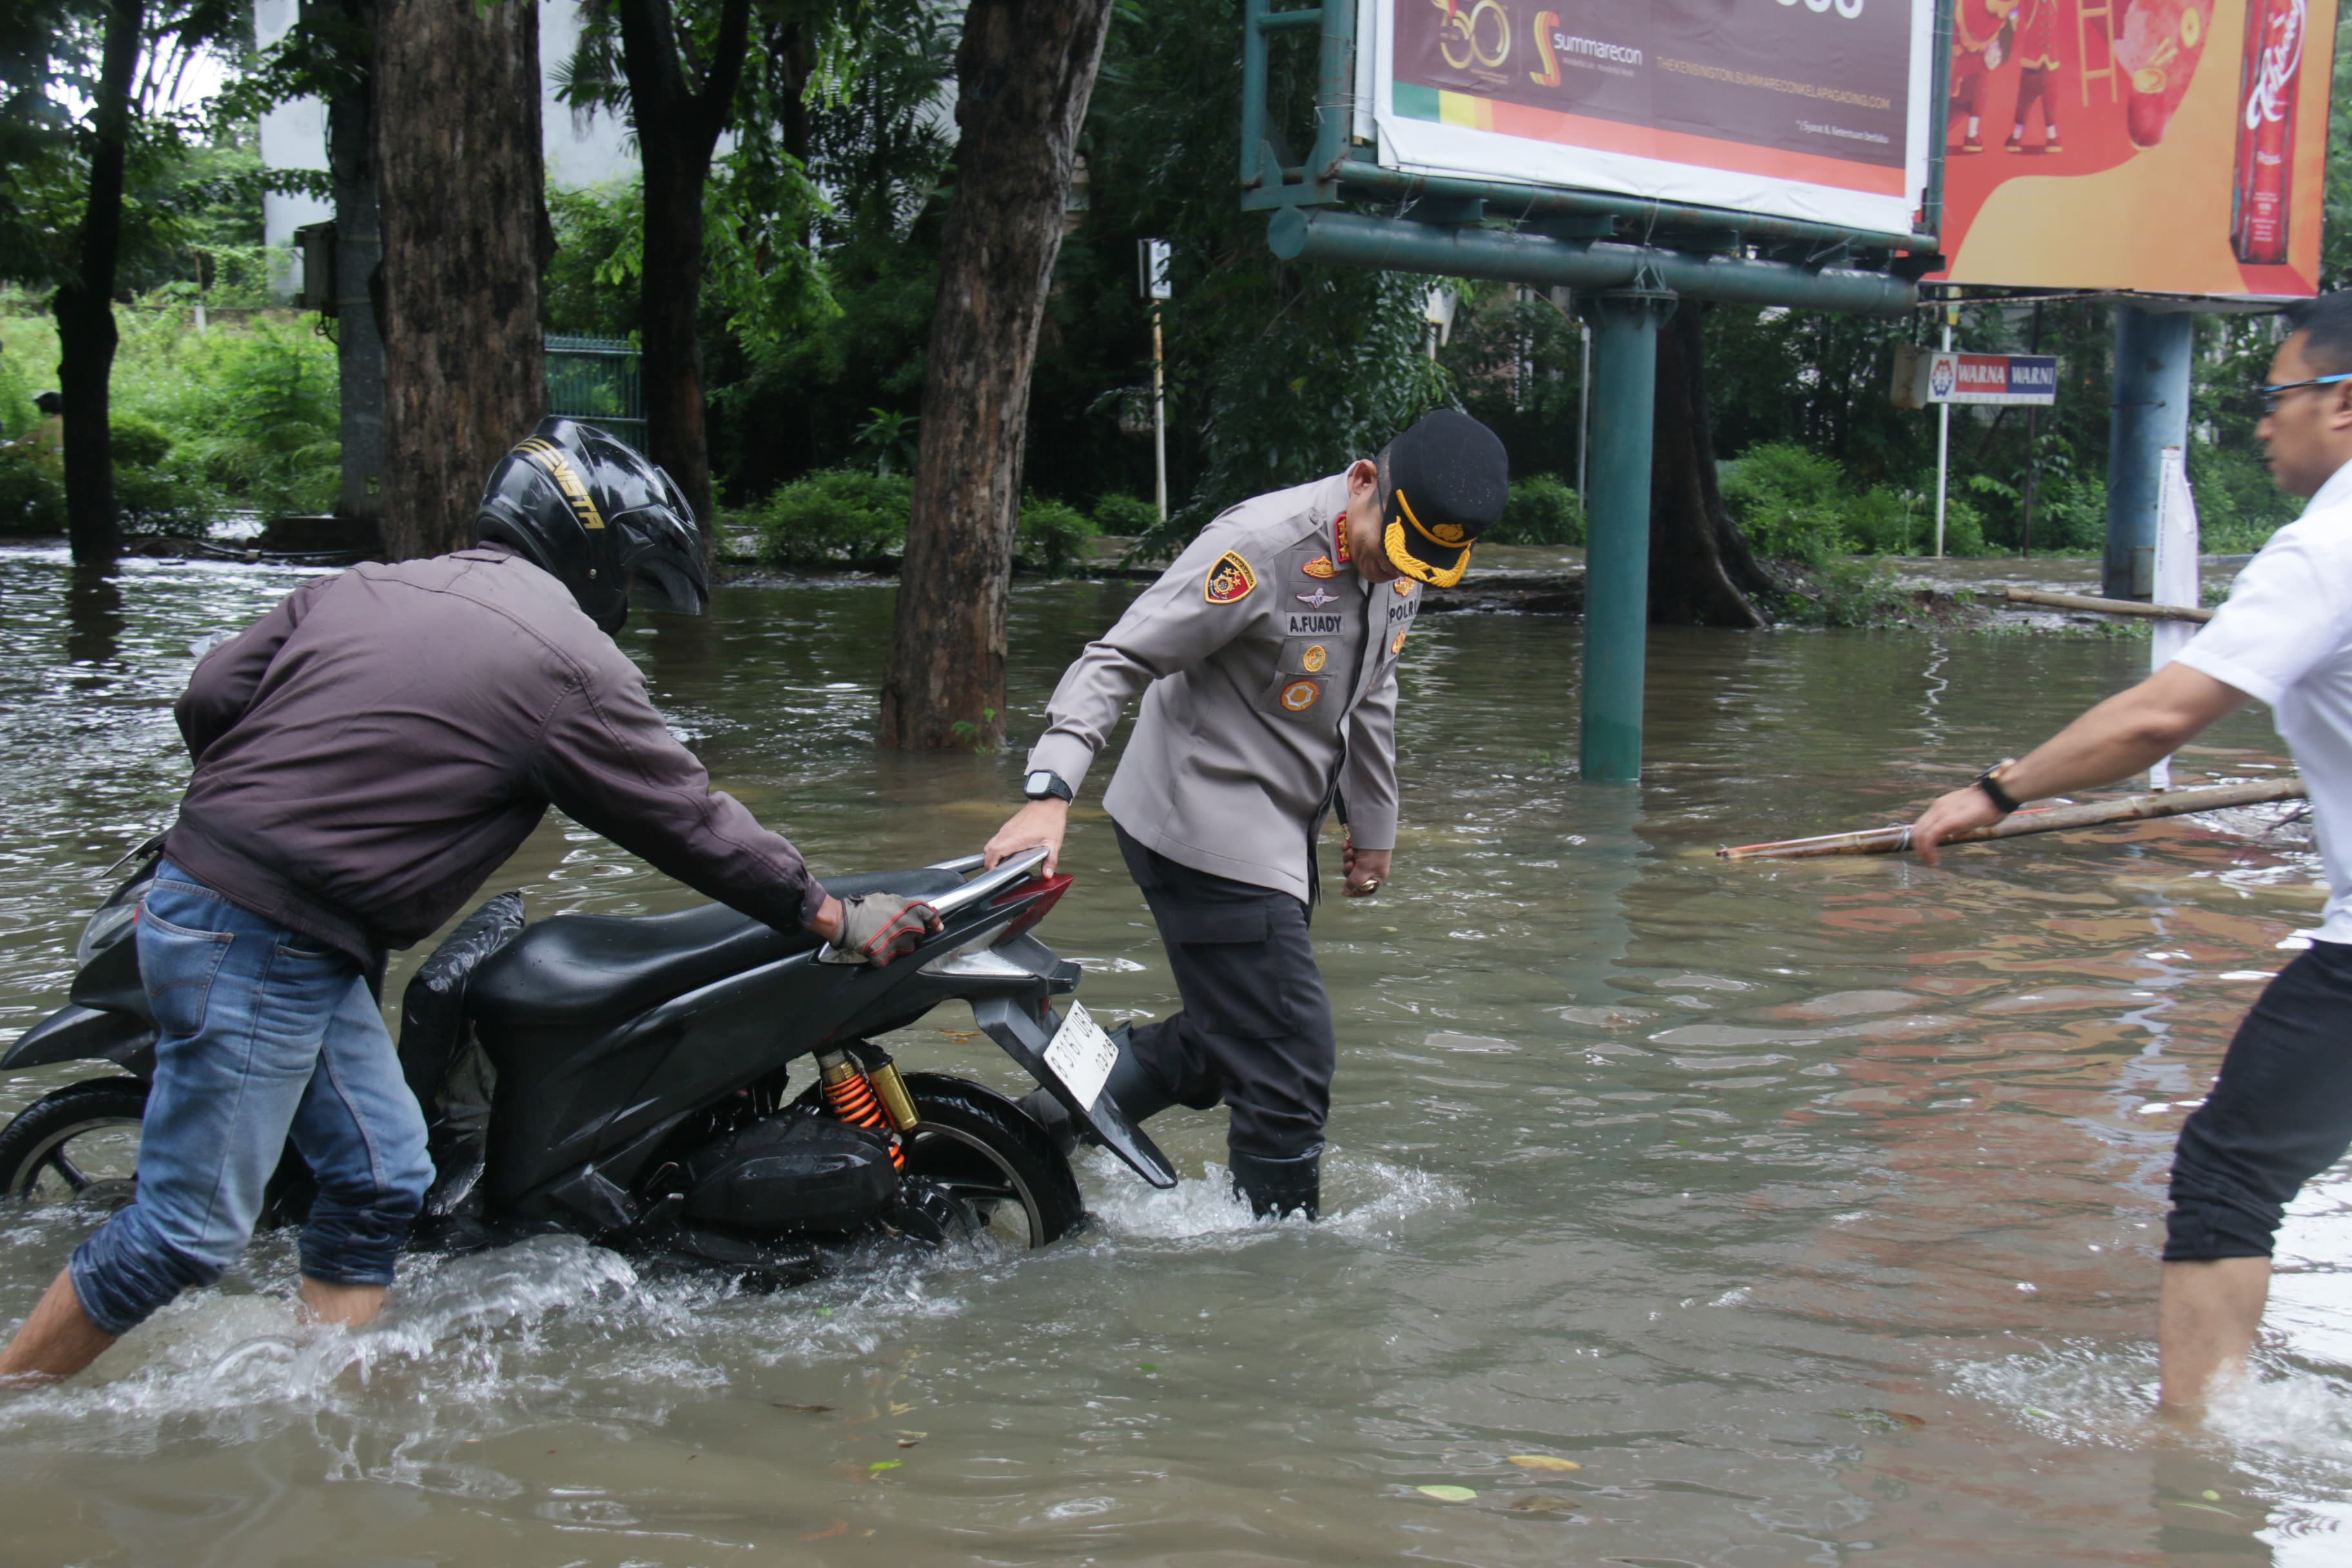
[818,1050,903,1168]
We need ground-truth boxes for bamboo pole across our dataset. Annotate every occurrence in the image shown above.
[1718,777,2305,862]
[1998,585,2213,622]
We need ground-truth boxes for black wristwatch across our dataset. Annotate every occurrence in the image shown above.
[1974,759,2023,816]
[1023,769,1073,803]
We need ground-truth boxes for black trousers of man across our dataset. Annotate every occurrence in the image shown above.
[1113,824,1337,1161]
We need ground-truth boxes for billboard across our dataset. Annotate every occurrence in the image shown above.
[1936,0,2340,297]
[1356,1,1940,239]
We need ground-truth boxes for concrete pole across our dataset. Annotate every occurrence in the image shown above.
[1934,305,1953,556]
[1576,289,1674,783]
[1151,310,1167,521]
[2103,304,2194,600]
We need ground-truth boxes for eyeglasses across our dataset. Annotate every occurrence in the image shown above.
[2257,372,2352,412]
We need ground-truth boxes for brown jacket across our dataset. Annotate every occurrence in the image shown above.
[163,545,823,971]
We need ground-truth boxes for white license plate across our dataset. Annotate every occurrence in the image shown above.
[1042,1002,1119,1111]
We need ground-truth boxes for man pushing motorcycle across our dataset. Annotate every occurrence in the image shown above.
[0,420,937,1384]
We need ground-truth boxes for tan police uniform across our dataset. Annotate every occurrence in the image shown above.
[1022,470,1422,1164]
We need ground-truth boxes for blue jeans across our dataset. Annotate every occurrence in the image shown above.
[69,863,433,1336]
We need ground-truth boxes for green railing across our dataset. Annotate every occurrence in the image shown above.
[545,335,647,447]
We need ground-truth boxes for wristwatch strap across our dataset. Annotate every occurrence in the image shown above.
[1974,760,2022,816]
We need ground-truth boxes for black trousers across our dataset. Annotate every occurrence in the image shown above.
[2167,941,2352,1260]
[1115,824,1337,1161]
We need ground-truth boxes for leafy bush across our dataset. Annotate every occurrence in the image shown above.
[1781,558,1914,628]
[1017,495,1099,576]
[1090,493,1160,537]
[108,415,213,536]
[1491,473,1584,545]
[1720,442,1850,563]
[752,468,913,566]
[0,443,64,535]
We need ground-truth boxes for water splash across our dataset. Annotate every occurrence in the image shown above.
[1077,1148,1462,1244]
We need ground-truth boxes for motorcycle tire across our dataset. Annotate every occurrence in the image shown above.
[0,1077,149,1204]
[898,1073,1086,1248]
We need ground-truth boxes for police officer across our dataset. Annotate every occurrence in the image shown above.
[983,409,1508,1220]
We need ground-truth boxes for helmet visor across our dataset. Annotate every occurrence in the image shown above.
[632,557,709,618]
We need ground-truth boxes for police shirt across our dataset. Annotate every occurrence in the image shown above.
[2174,456,2352,943]
[1024,471,1418,903]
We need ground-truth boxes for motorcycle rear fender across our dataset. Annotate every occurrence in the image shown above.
[2,1004,155,1077]
[970,993,1178,1189]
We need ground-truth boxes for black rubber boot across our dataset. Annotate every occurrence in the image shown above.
[1229,1146,1321,1221]
[1017,1023,1177,1156]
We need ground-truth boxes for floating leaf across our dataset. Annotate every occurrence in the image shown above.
[897,1439,920,1448]
[889,1402,915,1416]
[1416,1485,1477,1502]
[1511,1494,1578,1514]
[1138,1363,1158,1373]
[867,1460,903,1473]
[2200,1490,2222,1502]
[801,1522,849,1542]
[894,1430,927,1439]
[1507,1455,1581,1472]
[772,1402,834,1415]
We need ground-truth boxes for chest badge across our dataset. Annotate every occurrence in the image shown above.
[1294,587,1338,609]
[1300,554,1337,579]
[1204,551,1258,605]
[1391,627,1409,657]
[1302,643,1328,672]
[1393,577,1415,596]
[1279,679,1322,712]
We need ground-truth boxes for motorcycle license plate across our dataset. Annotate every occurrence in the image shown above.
[1043,1002,1119,1110]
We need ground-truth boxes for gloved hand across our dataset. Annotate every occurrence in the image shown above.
[820,893,941,965]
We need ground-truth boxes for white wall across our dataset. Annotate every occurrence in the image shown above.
[255,0,639,284]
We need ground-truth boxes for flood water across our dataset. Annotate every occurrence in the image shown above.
[2,544,2348,1565]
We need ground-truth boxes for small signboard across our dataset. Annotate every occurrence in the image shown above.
[1891,346,2059,409]
[1137,238,1172,301]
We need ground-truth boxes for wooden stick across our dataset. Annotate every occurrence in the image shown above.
[1998,585,2213,623]
[1718,777,2306,862]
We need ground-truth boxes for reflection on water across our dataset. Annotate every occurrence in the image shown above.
[0,545,2347,1564]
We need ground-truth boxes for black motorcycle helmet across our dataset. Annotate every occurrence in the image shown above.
[473,418,709,632]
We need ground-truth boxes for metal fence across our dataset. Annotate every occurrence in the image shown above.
[545,335,646,447]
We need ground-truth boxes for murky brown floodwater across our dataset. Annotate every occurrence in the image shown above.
[1,543,2347,1566]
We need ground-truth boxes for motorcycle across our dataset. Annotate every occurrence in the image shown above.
[0,841,1178,1281]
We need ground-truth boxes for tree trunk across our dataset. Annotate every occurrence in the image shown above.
[615,0,750,543]
[329,0,386,529]
[1649,302,1778,628]
[879,0,1116,752]
[54,0,142,569]
[373,0,548,560]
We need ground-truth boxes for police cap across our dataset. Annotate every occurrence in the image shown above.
[1378,409,1508,588]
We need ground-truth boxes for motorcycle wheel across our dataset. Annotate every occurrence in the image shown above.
[0,1077,148,1206]
[899,1073,1086,1248]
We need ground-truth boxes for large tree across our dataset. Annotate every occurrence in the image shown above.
[373,0,547,558]
[1649,304,1778,627]
[877,0,1117,751]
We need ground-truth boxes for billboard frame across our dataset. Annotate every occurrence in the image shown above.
[1236,0,1945,782]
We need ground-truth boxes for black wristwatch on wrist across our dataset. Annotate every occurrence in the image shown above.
[1023,769,1073,803]
[1973,759,2023,816]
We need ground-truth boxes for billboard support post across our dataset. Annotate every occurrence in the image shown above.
[1578,289,1675,784]
[2104,306,2195,600]
[1934,305,1954,558]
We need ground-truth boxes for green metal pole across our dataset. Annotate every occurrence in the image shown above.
[1578,290,1674,783]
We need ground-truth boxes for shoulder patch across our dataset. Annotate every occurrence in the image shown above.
[1204,551,1259,605]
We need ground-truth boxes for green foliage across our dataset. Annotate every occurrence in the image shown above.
[1723,441,1994,560]
[1780,559,1914,629]
[126,313,339,516]
[750,468,1100,575]
[1090,493,1161,537]
[852,407,918,476]
[1491,473,1583,546]
[0,441,63,534]
[1719,443,1852,562]
[1016,495,1099,576]
[751,467,914,567]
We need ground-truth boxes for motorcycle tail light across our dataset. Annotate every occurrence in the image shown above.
[990,874,1072,944]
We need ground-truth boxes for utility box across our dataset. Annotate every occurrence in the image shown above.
[295,220,338,316]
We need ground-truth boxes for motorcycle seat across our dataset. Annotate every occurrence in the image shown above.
[466,867,969,1030]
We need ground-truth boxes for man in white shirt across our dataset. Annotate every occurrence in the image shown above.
[1906,291,2352,1421]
